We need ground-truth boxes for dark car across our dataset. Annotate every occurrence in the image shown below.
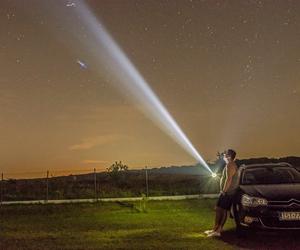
[231,162,300,234]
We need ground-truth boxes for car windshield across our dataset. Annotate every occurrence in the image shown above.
[242,166,300,185]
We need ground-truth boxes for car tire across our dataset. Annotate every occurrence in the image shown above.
[232,203,249,238]
[236,224,249,238]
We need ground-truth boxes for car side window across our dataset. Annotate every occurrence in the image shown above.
[242,166,300,185]
[243,172,256,184]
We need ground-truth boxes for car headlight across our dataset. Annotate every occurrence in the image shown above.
[241,194,268,207]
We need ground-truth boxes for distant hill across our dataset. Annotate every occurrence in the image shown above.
[2,156,299,201]
[146,156,300,175]
[236,156,300,168]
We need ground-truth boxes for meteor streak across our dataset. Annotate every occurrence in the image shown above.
[69,1,213,174]
[77,59,87,69]
[66,2,76,7]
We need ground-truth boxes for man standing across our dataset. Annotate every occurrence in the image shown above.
[205,149,238,237]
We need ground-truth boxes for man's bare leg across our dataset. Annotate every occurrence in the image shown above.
[216,209,227,233]
[213,207,223,231]
[206,207,226,237]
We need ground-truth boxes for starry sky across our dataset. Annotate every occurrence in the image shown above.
[1,0,299,175]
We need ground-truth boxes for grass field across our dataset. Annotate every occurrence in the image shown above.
[1,199,300,250]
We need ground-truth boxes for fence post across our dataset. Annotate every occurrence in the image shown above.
[0,173,3,205]
[46,170,49,202]
[94,168,97,201]
[145,166,149,197]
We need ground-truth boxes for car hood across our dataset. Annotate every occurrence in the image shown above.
[239,184,300,201]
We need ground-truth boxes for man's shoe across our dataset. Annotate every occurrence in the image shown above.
[207,231,221,237]
[204,229,214,234]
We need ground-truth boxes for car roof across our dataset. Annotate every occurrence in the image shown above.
[239,162,293,170]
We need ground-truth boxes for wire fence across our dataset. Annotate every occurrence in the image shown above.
[0,168,220,204]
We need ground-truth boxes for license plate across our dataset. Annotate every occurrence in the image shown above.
[280,212,300,221]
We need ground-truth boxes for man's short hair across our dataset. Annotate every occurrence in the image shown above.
[225,149,236,160]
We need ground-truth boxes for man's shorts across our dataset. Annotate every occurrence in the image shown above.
[216,193,233,210]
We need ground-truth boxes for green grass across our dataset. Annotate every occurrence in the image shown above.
[1,199,299,250]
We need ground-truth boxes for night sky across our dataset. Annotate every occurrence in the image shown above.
[1,0,299,175]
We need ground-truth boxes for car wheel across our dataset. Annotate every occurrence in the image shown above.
[232,203,249,238]
[236,223,249,237]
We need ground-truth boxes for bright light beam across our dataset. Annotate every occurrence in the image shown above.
[70,1,212,174]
